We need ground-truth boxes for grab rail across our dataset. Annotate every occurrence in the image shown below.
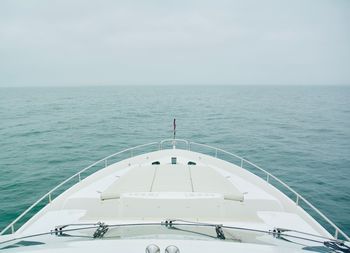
[160,139,189,149]
[1,139,348,241]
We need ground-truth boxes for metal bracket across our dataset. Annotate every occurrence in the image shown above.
[324,241,350,253]
[215,225,225,240]
[163,219,174,228]
[270,227,293,238]
[93,222,109,238]
[52,225,69,236]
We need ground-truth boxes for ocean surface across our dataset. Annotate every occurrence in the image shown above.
[0,85,349,236]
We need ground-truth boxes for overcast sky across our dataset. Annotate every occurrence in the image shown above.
[0,0,349,86]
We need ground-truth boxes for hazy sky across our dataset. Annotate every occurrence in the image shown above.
[0,0,349,86]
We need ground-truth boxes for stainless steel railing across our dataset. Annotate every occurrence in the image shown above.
[1,139,348,241]
[186,141,349,241]
[0,142,159,236]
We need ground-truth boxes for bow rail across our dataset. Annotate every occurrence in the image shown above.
[1,139,348,241]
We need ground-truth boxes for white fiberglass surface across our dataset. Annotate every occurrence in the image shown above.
[14,149,331,241]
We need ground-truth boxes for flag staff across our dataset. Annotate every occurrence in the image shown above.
[173,118,176,149]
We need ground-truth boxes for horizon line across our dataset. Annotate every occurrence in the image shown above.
[1,83,350,88]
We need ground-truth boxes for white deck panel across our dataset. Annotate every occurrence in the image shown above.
[101,166,155,200]
[190,166,243,201]
[152,164,192,192]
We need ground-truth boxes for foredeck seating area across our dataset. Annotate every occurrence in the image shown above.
[100,164,244,202]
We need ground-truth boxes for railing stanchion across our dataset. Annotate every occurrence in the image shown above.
[78,173,81,182]
[240,158,244,168]
[11,225,14,234]
[335,229,339,239]
[266,174,270,183]
[296,195,299,206]
[48,193,52,203]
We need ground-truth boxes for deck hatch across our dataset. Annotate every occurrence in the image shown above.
[171,157,177,164]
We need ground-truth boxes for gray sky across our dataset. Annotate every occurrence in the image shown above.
[0,0,349,87]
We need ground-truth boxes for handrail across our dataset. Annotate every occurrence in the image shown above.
[1,139,348,241]
[188,141,349,241]
[160,139,189,149]
[0,141,159,235]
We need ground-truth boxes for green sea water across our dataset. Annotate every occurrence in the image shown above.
[0,85,349,236]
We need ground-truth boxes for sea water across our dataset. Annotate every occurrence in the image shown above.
[0,85,349,235]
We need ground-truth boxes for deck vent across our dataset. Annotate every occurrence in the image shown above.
[146,244,160,253]
[187,161,196,165]
[171,157,177,164]
[165,245,180,253]
[152,161,160,165]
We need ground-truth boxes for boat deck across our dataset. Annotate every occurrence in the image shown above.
[15,149,331,240]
